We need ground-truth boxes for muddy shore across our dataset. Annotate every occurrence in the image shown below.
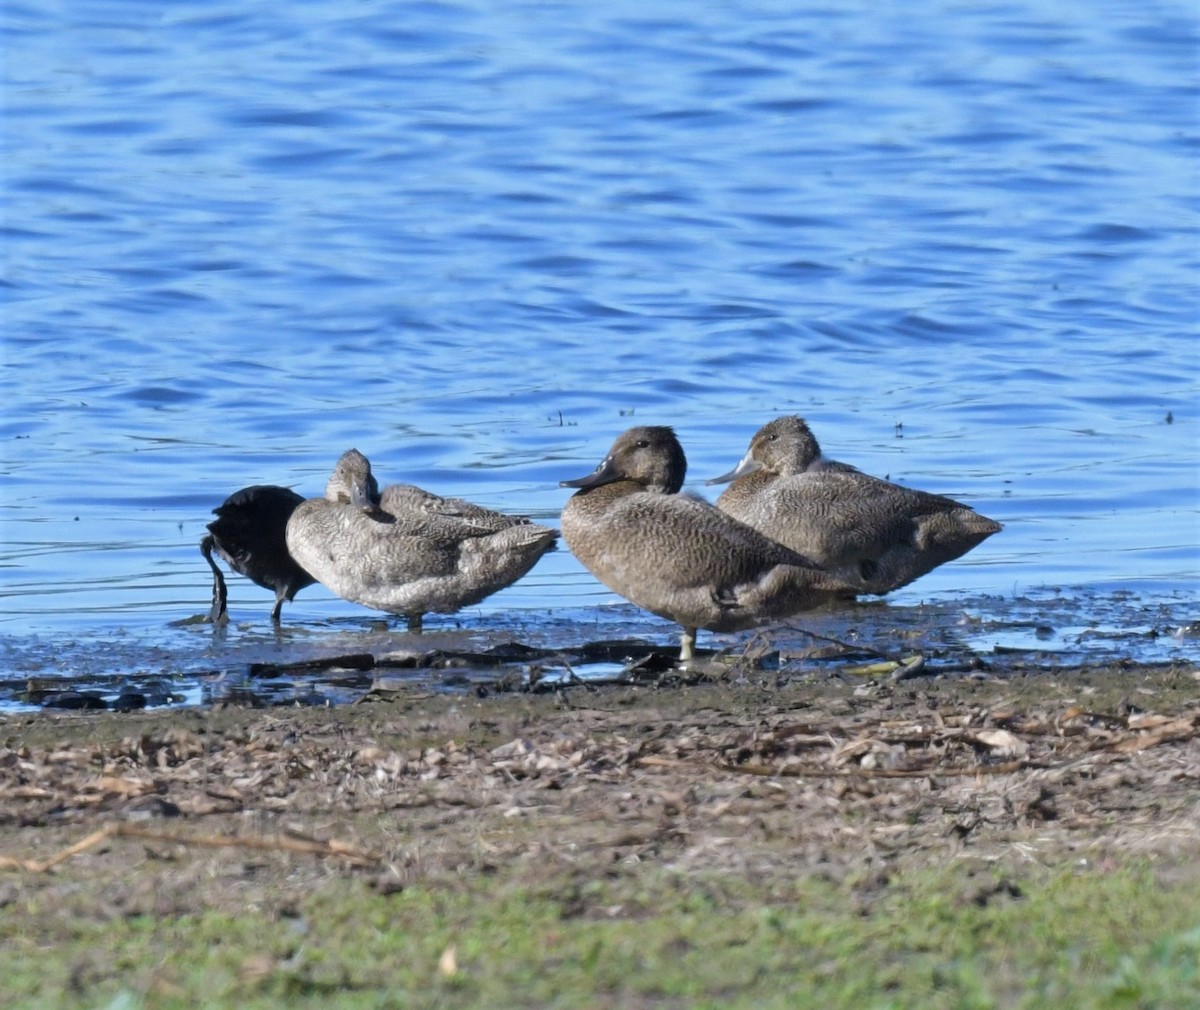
[2,596,1197,1008]
[4,659,1197,904]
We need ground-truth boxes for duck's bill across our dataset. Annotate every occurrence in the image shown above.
[350,477,375,510]
[705,454,761,486]
[560,456,618,489]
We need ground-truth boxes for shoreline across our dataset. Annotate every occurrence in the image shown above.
[2,661,1198,1006]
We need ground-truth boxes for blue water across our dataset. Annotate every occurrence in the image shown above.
[2,0,1197,690]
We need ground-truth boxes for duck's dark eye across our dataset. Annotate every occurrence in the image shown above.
[767,434,778,441]
[635,440,650,449]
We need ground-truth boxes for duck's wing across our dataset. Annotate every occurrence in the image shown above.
[806,456,862,474]
[610,492,822,581]
[379,484,528,537]
[759,471,999,586]
[563,488,841,632]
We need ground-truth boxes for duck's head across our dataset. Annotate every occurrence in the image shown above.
[325,448,381,508]
[561,425,687,495]
[707,415,822,484]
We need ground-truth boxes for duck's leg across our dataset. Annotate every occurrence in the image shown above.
[407,613,424,634]
[270,590,286,624]
[678,626,697,666]
[200,535,230,626]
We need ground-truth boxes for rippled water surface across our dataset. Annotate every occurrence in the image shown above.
[2,0,1197,705]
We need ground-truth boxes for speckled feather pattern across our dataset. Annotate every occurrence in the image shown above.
[560,427,851,637]
[286,450,558,619]
[715,417,1001,594]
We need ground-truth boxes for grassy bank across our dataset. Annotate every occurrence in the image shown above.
[4,860,1198,1009]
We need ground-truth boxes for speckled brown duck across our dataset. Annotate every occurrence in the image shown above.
[559,425,850,664]
[709,416,1002,594]
[285,448,559,632]
[200,485,316,625]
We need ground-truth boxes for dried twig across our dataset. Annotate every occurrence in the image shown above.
[635,754,1034,778]
[0,823,381,873]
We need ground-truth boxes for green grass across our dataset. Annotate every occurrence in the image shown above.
[3,860,1199,1009]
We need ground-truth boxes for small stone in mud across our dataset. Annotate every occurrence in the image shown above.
[123,795,183,820]
[371,874,406,896]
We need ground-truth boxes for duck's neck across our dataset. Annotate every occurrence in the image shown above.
[568,480,652,510]
[735,469,778,492]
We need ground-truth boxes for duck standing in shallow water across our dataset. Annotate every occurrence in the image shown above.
[709,416,1002,595]
[285,449,559,632]
[200,485,316,624]
[559,426,851,664]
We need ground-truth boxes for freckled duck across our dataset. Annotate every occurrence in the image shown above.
[559,426,850,664]
[200,485,316,624]
[285,448,559,632]
[709,416,1002,594]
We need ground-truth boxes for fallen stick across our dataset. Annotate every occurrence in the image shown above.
[0,823,381,873]
[634,755,1034,778]
[0,825,120,872]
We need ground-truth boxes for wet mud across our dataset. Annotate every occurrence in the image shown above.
[2,589,1194,712]
[1,661,1197,910]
